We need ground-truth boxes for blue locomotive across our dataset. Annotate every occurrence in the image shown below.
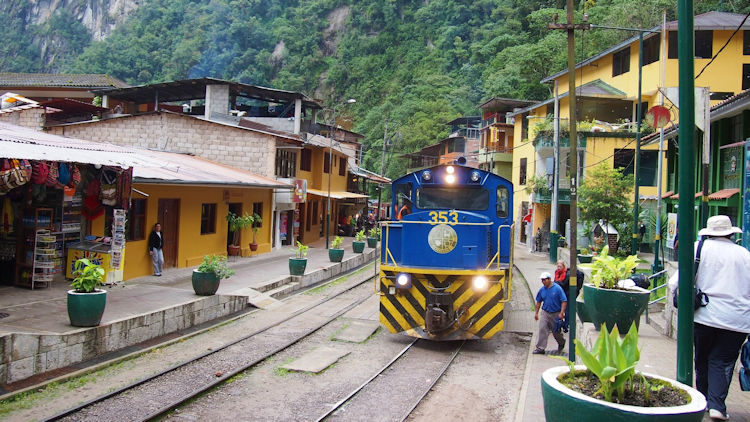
[378,162,514,340]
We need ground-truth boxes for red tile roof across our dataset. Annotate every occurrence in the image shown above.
[708,188,740,200]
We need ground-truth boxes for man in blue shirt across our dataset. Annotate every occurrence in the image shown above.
[533,271,567,355]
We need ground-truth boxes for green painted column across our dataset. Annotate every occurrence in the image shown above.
[677,0,696,386]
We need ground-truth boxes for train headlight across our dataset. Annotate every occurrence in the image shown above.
[470,171,481,182]
[446,165,455,174]
[472,275,489,292]
[445,174,456,184]
[396,273,412,289]
[422,170,432,181]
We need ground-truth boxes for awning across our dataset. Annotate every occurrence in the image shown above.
[306,188,369,200]
[708,188,740,200]
[347,158,391,183]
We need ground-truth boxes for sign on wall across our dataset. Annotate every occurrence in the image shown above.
[666,213,678,249]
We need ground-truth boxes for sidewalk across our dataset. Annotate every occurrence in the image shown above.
[512,244,750,422]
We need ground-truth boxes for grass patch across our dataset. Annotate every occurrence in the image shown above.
[305,262,375,295]
[274,358,296,377]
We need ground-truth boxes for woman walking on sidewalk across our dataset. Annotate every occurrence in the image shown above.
[148,222,164,277]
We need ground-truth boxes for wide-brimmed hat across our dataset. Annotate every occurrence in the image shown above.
[698,215,742,237]
[540,271,552,280]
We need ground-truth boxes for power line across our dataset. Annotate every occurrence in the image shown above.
[695,11,750,80]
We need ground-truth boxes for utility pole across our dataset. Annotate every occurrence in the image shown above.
[550,81,560,264]
[677,0,696,386]
[549,0,588,362]
[377,118,389,221]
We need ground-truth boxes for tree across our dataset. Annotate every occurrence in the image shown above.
[578,163,633,230]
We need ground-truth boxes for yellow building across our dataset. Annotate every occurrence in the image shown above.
[509,11,750,249]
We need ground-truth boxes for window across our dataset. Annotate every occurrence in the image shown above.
[639,101,649,122]
[743,64,750,90]
[612,47,630,77]
[496,186,509,218]
[668,31,678,59]
[745,31,750,55]
[642,35,660,66]
[200,203,217,234]
[252,202,263,228]
[614,149,659,186]
[128,199,147,240]
[519,158,527,185]
[339,156,346,176]
[300,148,312,171]
[324,152,330,173]
[275,149,297,178]
[312,201,319,228]
[416,187,489,210]
[695,31,713,59]
[454,138,465,153]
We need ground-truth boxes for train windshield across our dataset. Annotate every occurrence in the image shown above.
[416,187,489,210]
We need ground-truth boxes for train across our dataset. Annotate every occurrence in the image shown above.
[378,160,514,340]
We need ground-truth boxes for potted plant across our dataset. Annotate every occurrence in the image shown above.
[226,212,253,256]
[289,241,308,275]
[366,228,378,248]
[67,258,107,327]
[578,247,594,263]
[353,230,366,253]
[583,246,649,331]
[329,236,345,262]
[541,323,706,422]
[192,255,234,295]
[249,213,262,252]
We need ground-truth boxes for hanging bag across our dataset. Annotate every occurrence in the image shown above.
[68,164,81,187]
[100,168,118,206]
[672,237,710,310]
[46,162,60,188]
[58,162,70,186]
[31,161,49,184]
[740,337,750,391]
[0,159,28,193]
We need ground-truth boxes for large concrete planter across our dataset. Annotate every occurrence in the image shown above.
[329,248,344,262]
[192,270,221,296]
[577,254,593,263]
[583,283,650,331]
[541,365,706,422]
[289,257,307,275]
[367,237,378,248]
[352,241,365,253]
[67,289,107,327]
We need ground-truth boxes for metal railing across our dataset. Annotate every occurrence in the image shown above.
[644,269,668,324]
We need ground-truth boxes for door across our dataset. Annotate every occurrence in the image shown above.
[227,203,242,247]
[157,198,180,268]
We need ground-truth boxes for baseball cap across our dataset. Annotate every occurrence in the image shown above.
[540,271,552,280]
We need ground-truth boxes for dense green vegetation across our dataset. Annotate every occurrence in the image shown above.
[0,0,744,179]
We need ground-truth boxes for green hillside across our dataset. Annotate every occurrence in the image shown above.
[0,0,740,179]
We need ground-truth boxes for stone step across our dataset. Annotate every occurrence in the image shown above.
[266,282,300,299]
[646,308,668,336]
[253,276,293,293]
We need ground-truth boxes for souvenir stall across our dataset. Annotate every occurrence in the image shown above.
[0,158,132,289]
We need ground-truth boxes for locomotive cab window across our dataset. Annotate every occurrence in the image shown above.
[496,186,509,218]
[416,187,488,210]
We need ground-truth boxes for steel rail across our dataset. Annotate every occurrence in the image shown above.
[397,340,465,422]
[314,338,420,422]
[44,274,375,422]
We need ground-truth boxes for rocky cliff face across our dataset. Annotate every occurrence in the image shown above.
[14,0,140,41]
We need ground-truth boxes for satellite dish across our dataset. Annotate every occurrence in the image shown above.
[454,156,467,165]
[645,105,671,128]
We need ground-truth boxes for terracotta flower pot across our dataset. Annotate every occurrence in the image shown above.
[227,245,241,256]
[249,242,258,251]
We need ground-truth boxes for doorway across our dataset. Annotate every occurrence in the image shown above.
[227,203,242,248]
[157,198,180,268]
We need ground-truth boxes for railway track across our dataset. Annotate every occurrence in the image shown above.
[45,275,375,422]
[316,339,465,422]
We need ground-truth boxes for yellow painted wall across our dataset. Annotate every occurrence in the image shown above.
[302,146,348,192]
[86,184,274,281]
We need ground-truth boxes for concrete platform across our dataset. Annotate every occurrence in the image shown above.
[0,237,379,386]
[281,346,350,373]
[332,319,380,343]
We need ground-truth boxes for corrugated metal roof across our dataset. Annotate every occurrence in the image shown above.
[306,188,369,199]
[509,79,627,116]
[303,134,358,157]
[0,73,129,89]
[0,121,146,167]
[132,150,291,188]
[347,158,391,183]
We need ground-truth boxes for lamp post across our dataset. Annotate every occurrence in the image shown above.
[325,98,356,249]
[589,24,660,255]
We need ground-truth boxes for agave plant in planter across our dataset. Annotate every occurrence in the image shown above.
[329,236,345,262]
[353,230,366,253]
[68,258,107,327]
[583,247,649,331]
[289,241,308,275]
[192,255,235,296]
[542,323,706,422]
[366,228,378,248]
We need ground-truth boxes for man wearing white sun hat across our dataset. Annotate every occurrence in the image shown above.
[691,215,750,421]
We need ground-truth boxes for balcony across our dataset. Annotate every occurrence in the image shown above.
[533,133,587,150]
[478,147,512,164]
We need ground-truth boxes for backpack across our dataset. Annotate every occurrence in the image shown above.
[58,162,70,185]
[740,338,750,391]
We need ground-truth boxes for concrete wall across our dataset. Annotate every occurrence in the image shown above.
[0,294,246,385]
[48,112,277,178]
[0,108,45,130]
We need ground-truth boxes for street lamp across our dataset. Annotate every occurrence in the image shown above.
[325,98,356,249]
